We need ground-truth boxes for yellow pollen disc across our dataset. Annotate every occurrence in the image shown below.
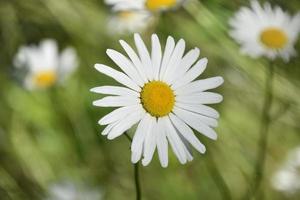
[260,27,288,49]
[141,81,175,117]
[146,0,177,11]
[34,71,57,88]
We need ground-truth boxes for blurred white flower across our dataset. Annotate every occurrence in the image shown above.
[91,33,223,167]
[13,39,78,90]
[272,147,300,195]
[105,0,185,12]
[107,10,154,34]
[46,181,103,200]
[229,0,300,61]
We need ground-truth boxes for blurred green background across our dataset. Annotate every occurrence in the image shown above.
[0,0,300,199]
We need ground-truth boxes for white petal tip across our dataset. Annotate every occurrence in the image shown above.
[151,33,158,38]
[217,76,224,84]
[106,49,113,54]
[141,159,150,166]
[107,135,115,140]
[211,134,218,140]
[98,120,105,126]
[101,132,108,136]
[219,95,224,102]
[199,147,206,154]
[161,163,168,168]
[94,64,102,71]
[134,33,141,38]
[90,87,97,93]
[131,151,141,163]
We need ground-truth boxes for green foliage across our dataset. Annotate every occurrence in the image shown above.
[0,0,299,199]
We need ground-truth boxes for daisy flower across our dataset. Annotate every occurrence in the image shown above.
[107,10,154,34]
[229,0,300,61]
[272,147,300,195]
[46,181,103,200]
[105,0,185,12]
[91,33,224,167]
[13,39,78,90]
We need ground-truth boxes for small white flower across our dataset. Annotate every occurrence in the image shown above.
[107,10,154,34]
[229,0,300,61]
[272,147,300,195]
[105,0,185,12]
[46,181,103,200]
[91,33,223,167]
[13,39,78,90]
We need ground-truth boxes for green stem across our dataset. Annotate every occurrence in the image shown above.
[247,61,275,199]
[134,162,141,200]
[124,132,142,200]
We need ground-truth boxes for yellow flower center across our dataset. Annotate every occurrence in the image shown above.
[260,27,288,49]
[33,71,57,88]
[118,11,135,20]
[141,81,175,117]
[146,0,177,11]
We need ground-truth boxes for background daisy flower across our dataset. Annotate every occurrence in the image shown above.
[272,147,300,196]
[45,180,103,200]
[229,0,300,61]
[13,39,78,90]
[107,10,154,34]
[105,0,185,12]
[91,33,224,167]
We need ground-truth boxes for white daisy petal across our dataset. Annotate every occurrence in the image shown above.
[90,86,139,97]
[159,36,175,80]
[106,49,144,86]
[173,107,218,140]
[131,114,152,163]
[94,64,141,92]
[163,117,187,164]
[175,102,220,119]
[99,105,142,125]
[169,48,200,84]
[174,77,224,95]
[176,92,223,104]
[156,118,168,167]
[101,121,119,136]
[169,113,206,154]
[151,34,162,80]
[40,39,59,70]
[171,58,208,89]
[142,117,157,166]
[93,96,139,107]
[173,107,218,127]
[163,39,186,83]
[58,47,78,81]
[107,109,145,140]
[119,40,148,82]
[134,33,154,80]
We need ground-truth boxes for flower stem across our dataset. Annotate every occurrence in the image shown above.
[124,132,142,200]
[247,61,275,199]
[134,162,141,200]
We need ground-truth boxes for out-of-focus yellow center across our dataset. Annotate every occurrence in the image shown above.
[260,27,288,49]
[146,0,177,11]
[119,11,135,19]
[34,71,57,88]
[141,81,175,117]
